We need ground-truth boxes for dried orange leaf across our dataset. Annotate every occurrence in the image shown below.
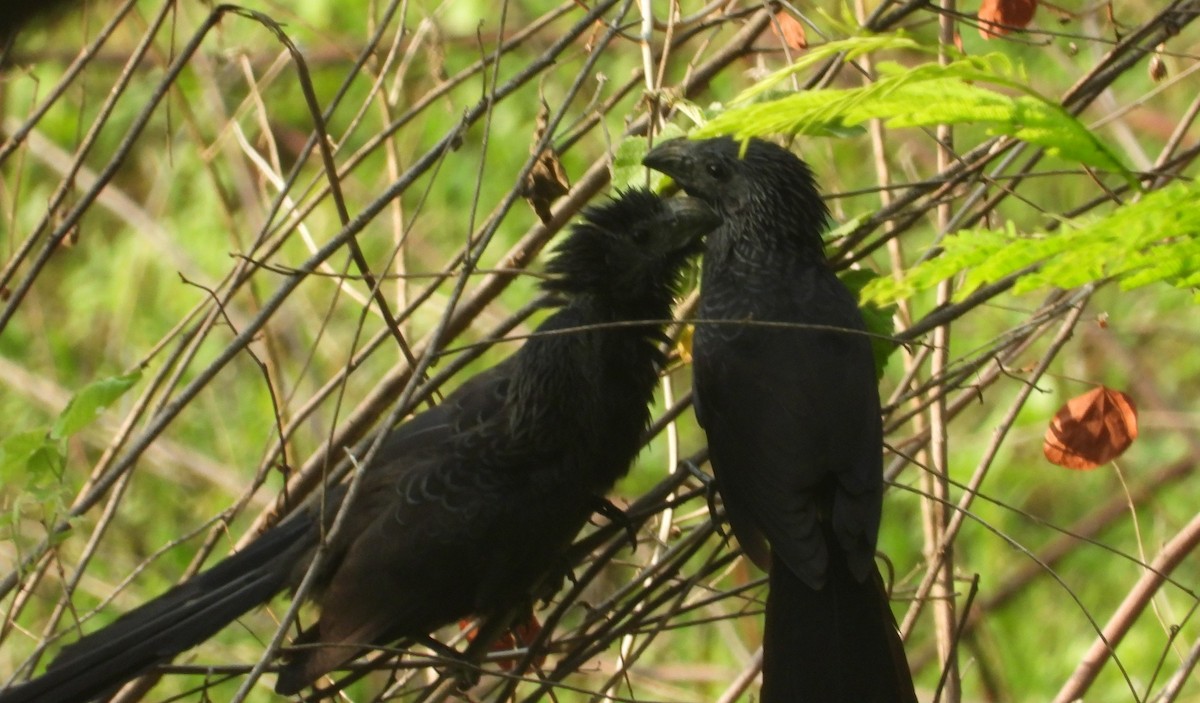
[457,614,545,670]
[978,0,1038,39]
[771,10,807,51]
[1043,386,1138,470]
[512,617,543,650]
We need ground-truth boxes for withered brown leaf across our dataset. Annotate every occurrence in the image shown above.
[978,0,1038,39]
[771,10,807,51]
[522,93,570,224]
[1043,386,1138,470]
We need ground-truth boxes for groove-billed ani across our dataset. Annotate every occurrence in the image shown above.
[644,137,916,702]
[0,189,717,703]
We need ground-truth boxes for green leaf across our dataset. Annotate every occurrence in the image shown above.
[50,370,142,441]
[693,47,1133,184]
[0,430,51,482]
[0,429,66,493]
[841,269,898,379]
[25,445,67,498]
[864,180,1200,305]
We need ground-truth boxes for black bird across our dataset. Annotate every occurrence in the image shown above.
[0,189,717,702]
[644,137,916,702]
[0,0,77,45]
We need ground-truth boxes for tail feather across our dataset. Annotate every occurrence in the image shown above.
[762,550,916,703]
[0,514,316,703]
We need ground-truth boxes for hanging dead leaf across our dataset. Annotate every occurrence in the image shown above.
[1149,45,1167,82]
[771,10,807,51]
[978,0,1038,39]
[522,91,570,224]
[1043,386,1138,470]
[524,149,570,224]
[426,20,448,83]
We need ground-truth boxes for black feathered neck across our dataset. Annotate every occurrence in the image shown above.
[504,189,709,489]
[540,189,700,321]
[731,139,829,255]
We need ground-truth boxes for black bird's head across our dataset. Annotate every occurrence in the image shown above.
[543,188,718,310]
[643,137,830,256]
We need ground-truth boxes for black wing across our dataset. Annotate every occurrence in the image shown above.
[694,270,882,588]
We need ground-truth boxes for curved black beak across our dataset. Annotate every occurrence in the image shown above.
[643,138,697,189]
[657,196,720,249]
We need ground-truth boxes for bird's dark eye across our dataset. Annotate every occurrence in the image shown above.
[705,161,728,180]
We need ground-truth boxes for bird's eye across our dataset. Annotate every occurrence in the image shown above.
[705,161,728,180]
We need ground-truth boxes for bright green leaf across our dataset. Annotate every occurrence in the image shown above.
[50,370,142,441]
[864,181,1200,305]
[694,46,1133,184]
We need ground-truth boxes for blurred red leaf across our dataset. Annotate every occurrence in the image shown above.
[458,614,546,670]
[1043,386,1138,470]
[978,0,1038,39]
[771,10,807,51]
[512,617,543,650]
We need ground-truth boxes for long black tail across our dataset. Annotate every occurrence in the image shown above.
[0,514,316,703]
[761,549,917,703]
